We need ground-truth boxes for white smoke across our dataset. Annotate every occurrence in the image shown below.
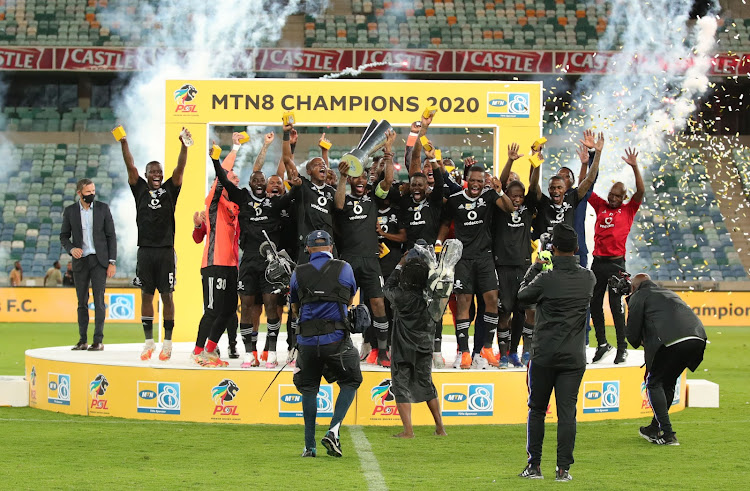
[550,0,719,273]
[102,0,327,274]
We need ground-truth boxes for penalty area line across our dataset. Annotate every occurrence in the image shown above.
[349,425,387,491]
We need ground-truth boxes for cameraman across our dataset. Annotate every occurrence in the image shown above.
[290,230,362,458]
[626,273,707,446]
[517,224,595,481]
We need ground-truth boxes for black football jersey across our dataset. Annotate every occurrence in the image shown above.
[130,176,180,248]
[292,176,336,245]
[493,192,538,266]
[537,190,581,236]
[377,206,404,274]
[334,191,379,257]
[444,189,499,257]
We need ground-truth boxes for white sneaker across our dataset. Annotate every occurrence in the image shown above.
[265,351,278,369]
[241,352,258,369]
[140,339,156,361]
[471,353,490,370]
[359,342,371,361]
[452,352,462,369]
[432,352,445,368]
[158,340,172,361]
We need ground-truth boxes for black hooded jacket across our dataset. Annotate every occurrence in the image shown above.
[626,280,707,370]
[518,255,595,369]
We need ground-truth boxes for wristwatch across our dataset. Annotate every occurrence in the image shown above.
[109,260,116,265]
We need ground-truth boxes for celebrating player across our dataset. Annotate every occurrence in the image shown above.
[334,129,396,367]
[438,165,514,369]
[120,127,189,361]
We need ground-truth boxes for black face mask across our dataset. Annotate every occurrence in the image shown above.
[82,193,96,204]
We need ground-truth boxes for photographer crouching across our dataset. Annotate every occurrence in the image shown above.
[626,273,707,446]
[517,224,595,481]
[290,230,362,458]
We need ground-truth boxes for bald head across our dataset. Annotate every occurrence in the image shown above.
[607,181,627,208]
[631,273,651,293]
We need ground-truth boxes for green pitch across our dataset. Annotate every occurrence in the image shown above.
[1,324,748,489]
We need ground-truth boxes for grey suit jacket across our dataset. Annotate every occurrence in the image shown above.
[60,200,117,272]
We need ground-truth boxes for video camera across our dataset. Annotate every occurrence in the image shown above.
[259,231,296,295]
[538,232,553,271]
[608,271,632,296]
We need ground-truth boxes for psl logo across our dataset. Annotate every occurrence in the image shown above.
[278,384,334,418]
[583,381,620,414]
[441,383,494,416]
[487,92,530,118]
[90,374,109,410]
[107,294,135,320]
[137,381,181,415]
[174,83,198,112]
[371,379,398,416]
[211,379,240,416]
[48,373,71,406]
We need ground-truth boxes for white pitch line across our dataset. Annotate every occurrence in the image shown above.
[348,425,388,491]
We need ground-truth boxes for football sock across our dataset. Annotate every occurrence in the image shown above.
[142,317,154,340]
[163,319,174,341]
[267,318,281,351]
[456,319,470,352]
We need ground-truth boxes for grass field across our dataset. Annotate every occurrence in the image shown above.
[1,323,748,489]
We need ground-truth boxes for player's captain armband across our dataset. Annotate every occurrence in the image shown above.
[375,182,389,199]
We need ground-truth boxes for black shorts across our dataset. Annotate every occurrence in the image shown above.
[238,255,273,296]
[135,247,176,295]
[453,252,498,295]
[342,254,384,299]
[496,265,527,313]
[293,336,363,395]
[201,266,238,316]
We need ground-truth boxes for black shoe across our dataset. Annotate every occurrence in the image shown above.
[228,344,239,359]
[639,425,660,443]
[614,348,628,364]
[591,343,613,363]
[321,431,342,457]
[87,343,104,351]
[555,468,572,482]
[518,464,543,479]
[301,448,316,457]
[654,433,680,446]
[71,341,88,351]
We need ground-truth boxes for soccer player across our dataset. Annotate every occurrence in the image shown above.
[120,127,188,361]
[190,135,242,367]
[334,129,396,367]
[284,122,336,264]
[590,147,644,364]
[214,132,297,369]
[531,131,603,235]
[495,143,541,367]
[438,164,514,370]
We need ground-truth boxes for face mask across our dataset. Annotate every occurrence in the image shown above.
[82,193,96,204]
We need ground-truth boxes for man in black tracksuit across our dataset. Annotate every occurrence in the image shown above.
[517,224,595,482]
[626,273,707,446]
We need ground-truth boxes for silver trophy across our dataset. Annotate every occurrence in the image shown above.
[340,119,393,177]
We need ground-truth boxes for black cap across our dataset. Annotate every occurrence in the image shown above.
[552,223,578,253]
[306,230,333,247]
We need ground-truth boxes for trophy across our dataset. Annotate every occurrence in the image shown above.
[340,119,393,177]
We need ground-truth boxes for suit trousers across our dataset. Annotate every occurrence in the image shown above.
[526,361,585,470]
[74,254,107,344]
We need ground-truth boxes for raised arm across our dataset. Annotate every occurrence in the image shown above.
[319,133,330,167]
[335,161,349,210]
[491,182,514,213]
[252,132,274,172]
[500,143,524,187]
[378,130,396,194]
[119,133,139,185]
[282,122,299,185]
[171,127,190,187]
[210,144,244,204]
[622,147,645,203]
[576,144,593,185]
[577,131,604,199]
[410,113,433,176]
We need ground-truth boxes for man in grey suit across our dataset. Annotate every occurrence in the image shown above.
[60,178,117,351]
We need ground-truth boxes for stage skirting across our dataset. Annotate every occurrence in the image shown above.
[25,342,685,426]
